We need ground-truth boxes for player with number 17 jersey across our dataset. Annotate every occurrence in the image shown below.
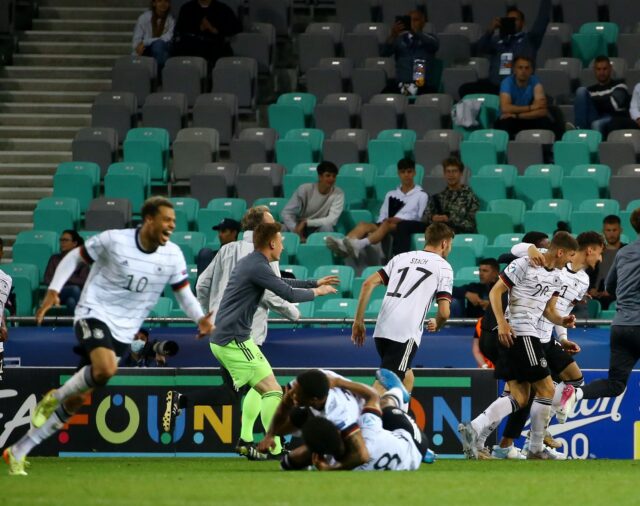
[77,228,188,344]
[374,250,453,345]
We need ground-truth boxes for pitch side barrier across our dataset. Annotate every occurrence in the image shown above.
[1,366,638,460]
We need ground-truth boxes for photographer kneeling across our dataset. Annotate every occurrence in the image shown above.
[122,328,179,367]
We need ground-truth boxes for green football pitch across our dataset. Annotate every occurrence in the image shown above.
[1,458,638,506]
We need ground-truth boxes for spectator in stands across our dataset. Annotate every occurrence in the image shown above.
[626,82,640,129]
[571,56,632,135]
[382,10,439,95]
[43,230,89,312]
[172,0,241,67]
[494,55,557,139]
[459,0,551,97]
[195,218,241,276]
[452,258,500,318]
[587,215,626,310]
[132,0,175,70]
[421,157,479,234]
[281,161,345,244]
[324,158,428,260]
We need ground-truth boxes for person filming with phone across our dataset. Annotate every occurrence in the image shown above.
[382,10,439,96]
[459,0,551,97]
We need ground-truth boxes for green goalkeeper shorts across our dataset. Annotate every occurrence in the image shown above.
[210,338,273,389]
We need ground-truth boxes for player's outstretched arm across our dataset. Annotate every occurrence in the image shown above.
[173,284,213,338]
[489,279,514,347]
[543,296,576,328]
[35,290,61,325]
[330,376,380,409]
[258,388,297,452]
[352,272,383,347]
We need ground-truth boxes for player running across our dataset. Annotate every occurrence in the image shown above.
[3,197,214,476]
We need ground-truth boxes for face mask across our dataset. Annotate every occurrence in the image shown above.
[131,339,145,354]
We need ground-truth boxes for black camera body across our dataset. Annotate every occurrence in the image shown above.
[499,17,517,37]
[395,15,412,32]
[152,340,180,357]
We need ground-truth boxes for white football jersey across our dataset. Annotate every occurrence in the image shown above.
[76,228,188,344]
[373,250,453,345]
[308,370,364,437]
[536,264,589,343]
[355,412,423,471]
[501,257,564,338]
[0,270,12,354]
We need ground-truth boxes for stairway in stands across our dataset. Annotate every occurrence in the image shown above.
[0,0,147,260]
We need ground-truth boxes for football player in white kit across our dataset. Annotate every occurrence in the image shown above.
[3,197,214,476]
[352,223,454,398]
[459,232,579,460]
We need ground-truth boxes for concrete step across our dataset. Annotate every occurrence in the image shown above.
[0,102,92,115]
[0,150,72,164]
[0,66,111,80]
[33,18,136,33]
[39,6,142,20]
[0,138,72,151]
[40,0,148,7]
[0,223,34,236]
[0,163,59,176]
[0,90,98,104]
[0,78,111,92]
[0,199,39,212]
[19,41,132,55]
[0,211,40,224]
[0,186,52,200]
[0,126,79,139]
[0,113,91,127]
[21,30,132,43]
[13,54,121,67]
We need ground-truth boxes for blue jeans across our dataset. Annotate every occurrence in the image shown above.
[574,87,611,133]
[143,39,171,70]
[59,285,82,312]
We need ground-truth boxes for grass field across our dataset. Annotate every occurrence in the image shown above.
[2,458,639,506]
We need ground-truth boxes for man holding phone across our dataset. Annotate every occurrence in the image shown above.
[459,0,551,97]
[382,10,439,96]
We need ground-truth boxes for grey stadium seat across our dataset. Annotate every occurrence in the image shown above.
[142,92,188,142]
[426,0,464,34]
[598,143,637,173]
[442,67,477,101]
[248,0,292,37]
[236,174,276,202]
[230,127,277,171]
[424,129,462,152]
[91,91,137,143]
[231,31,274,75]
[335,0,376,33]
[162,56,207,108]
[85,197,131,230]
[72,127,118,177]
[343,32,381,68]
[192,93,238,147]
[314,93,362,135]
[298,33,336,76]
[246,163,285,189]
[415,140,452,172]
[351,68,388,104]
[436,33,472,67]
[609,176,640,209]
[111,55,156,106]
[172,128,219,183]
[212,57,258,114]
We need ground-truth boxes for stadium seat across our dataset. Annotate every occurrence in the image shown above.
[476,212,516,243]
[560,176,600,209]
[313,265,355,299]
[123,128,169,185]
[91,91,137,143]
[377,129,416,159]
[172,128,219,183]
[453,234,488,259]
[275,139,314,173]
[489,199,526,228]
[142,92,188,142]
[104,172,146,218]
[532,199,573,222]
[468,130,509,162]
[579,22,619,55]
[460,141,498,175]
[162,56,207,108]
[571,33,607,67]
[280,264,308,280]
[455,266,481,287]
[283,174,316,199]
[524,164,564,194]
[340,163,377,189]
[247,0,292,37]
[367,140,405,175]
[315,298,358,323]
[285,129,324,162]
[570,211,606,235]
[296,232,345,273]
[111,55,156,106]
[192,93,238,146]
[170,197,200,231]
[72,127,118,176]
[469,176,507,210]
[336,175,367,209]
[477,164,518,191]
[206,198,247,221]
[212,57,258,114]
[570,165,611,197]
[268,103,306,138]
[447,246,477,272]
[0,264,37,316]
[578,199,620,215]
[84,198,132,231]
[13,231,58,284]
[280,232,300,264]
[34,197,80,233]
[562,130,602,160]
[514,176,553,208]
[52,173,94,215]
[523,211,558,236]
[197,209,232,243]
[171,231,206,264]
[553,141,592,171]
[252,197,288,222]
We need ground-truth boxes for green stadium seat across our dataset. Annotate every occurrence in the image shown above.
[377,129,417,158]
[562,130,602,159]
[482,244,511,259]
[586,298,602,318]
[285,129,324,162]
[280,232,300,264]
[578,199,619,215]
[469,176,507,210]
[275,139,314,173]
[463,94,500,129]
[206,198,247,221]
[411,233,426,250]
[13,231,58,284]
[55,161,100,191]
[532,199,573,221]
[313,265,355,298]
[339,209,374,233]
[340,163,377,189]
[171,231,206,264]
[561,176,600,209]
[553,141,591,170]
[620,211,638,241]
[383,163,425,185]
[296,232,345,273]
[570,211,605,235]
[292,162,320,175]
[461,141,498,175]
[0,263,38,316]
[104,173,146,217]
[197,209,232,243]
[170,197,200,230]
[107,162,151,194]
[469,129,509,162]
[488,199,526,228]
[523,211,558,236]
[365,297,384,319]
[123,127,169,184]
[367,139,405,175]
[268,103,306,138]
[514,176,553,208]
[477,164,518,191]
[373,176,401,203]
[494,233,524,247]
[269,300,314,329]
[579,22,619,50]
[452,234,488,259]
[524,164,564,194]
[315,298,358,322]
[447,245,477,272]
[336,175,367,208]
[626,199,640,211]
[570,164,611,197]
[253,197,288,222]
[280,264,308,280]
[455,266,480,287]
[476,212,515,243]
[277,92,316,125]
[52,173,94,214]
[34,197,80,233]
[352,265,386,300]
[571,33,608,67]
[283,174,317,199]
[149,297,174,325]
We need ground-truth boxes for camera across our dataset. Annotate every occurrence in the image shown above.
[499,17,516,37]
[152,340,180,357]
